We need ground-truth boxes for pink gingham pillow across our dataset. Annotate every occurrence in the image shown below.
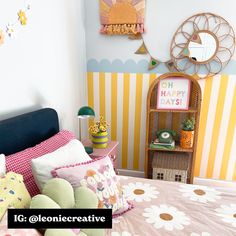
[52,156,133,217]
[6,130,75,197]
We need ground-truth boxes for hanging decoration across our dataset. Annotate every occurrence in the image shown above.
[135,42,148,54]
[100,0,146,35]
[128,33,142,40]
[0,4,30,46]
[0,30,5,45]
[148,57,161,70]
[165,60,177,72]
[6,24,16,38]
[18,10,28,26]
[134,38,170,71]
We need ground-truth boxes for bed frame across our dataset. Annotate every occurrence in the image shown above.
[0,108,59,156]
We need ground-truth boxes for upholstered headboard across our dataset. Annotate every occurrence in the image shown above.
[0,108,59,156]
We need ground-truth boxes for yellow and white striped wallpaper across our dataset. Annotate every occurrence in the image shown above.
[87,72,236,181]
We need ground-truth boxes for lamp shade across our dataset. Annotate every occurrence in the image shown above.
[77,106,95,118]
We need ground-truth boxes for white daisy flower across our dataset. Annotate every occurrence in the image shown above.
[6,23,17,38]
[179,184,221,203]
[117,175,129,180]
[191,232,211,236]
[215,204,236,227]
[143,204,190,231]
[111,231,139,236]
[113,216,124,224]
[122,182,159,202]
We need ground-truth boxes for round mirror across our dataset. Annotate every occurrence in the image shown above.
[185,31,218,63]
[171,13,235,79]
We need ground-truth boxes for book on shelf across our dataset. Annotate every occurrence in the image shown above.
[150,139,175,150]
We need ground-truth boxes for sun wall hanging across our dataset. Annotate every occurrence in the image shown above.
[100,0,146,35]
[0,4,30,47]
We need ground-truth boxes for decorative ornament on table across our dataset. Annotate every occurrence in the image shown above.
[89,116,110,149]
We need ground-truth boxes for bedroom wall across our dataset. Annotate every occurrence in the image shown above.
[85,0,236,181]
[0,0,87,135]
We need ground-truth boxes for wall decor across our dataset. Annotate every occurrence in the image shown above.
[0,30,4,45]
[135,39,163,71]
[170,13,235,79]
[100,0,146,35]
[0,4,30,46]
[157,78,191,110]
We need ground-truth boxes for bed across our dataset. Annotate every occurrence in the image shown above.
[1,108,236,236]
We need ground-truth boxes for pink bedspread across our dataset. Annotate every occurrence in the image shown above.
[107,176,236,236]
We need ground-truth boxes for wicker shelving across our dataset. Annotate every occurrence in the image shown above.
[145,72,202,184]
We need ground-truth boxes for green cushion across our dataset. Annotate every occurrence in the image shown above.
[74,187,98,209]
[42,178,75,208]
[81,229,105,236]
[45,229,87,236]
[30,195,61,209]
[45,229,74,236]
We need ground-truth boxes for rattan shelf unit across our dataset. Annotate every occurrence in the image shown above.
[145,72,202,184]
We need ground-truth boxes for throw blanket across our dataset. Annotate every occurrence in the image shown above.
[100,0,145,35]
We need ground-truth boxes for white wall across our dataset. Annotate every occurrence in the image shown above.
[85,0,236,61]
[0,0,87,135]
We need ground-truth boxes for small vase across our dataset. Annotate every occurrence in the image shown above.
[91,131,108,149]
[180,130,194,149]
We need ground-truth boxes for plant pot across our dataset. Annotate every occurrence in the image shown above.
[91,131,108,149]
[180,130,194,149]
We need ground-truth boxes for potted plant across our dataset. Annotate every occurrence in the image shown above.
[180,117,195,149]
[88,116,109,149]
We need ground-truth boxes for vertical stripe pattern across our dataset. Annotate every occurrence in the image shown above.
[111,73,118,141]
[99,72,106,118]
[219,85,236,179]
[206,75,229,178]
[133,74,143,170]
[87,72,236,181]
[122,74,130,169]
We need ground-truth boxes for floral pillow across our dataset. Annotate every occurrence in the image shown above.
[0,172,31,220]
[52,156,133,217]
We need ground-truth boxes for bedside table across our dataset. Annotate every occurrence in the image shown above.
[82,140,119,174]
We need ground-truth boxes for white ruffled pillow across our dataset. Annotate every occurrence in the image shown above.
[0,154,6,176]
[31,139,91,191]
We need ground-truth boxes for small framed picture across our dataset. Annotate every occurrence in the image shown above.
[157,77,191,110]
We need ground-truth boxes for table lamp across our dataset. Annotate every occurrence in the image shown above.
[77,106,95,154]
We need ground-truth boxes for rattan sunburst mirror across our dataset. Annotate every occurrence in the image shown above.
[170,13,235,78]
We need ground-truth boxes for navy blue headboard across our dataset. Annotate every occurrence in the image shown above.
[0,108,59,156]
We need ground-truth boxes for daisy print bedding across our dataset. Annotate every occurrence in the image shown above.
[105,176,236,236]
